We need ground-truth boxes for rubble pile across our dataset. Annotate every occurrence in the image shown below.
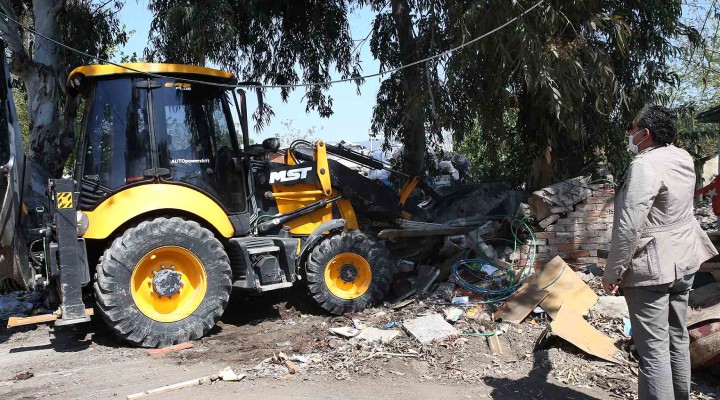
[695,200,717,231]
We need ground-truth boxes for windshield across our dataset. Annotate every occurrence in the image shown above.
[152,79,245,212]
[82,78,151,189]
[81,77,247,213]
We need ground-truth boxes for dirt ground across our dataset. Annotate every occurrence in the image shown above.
[1,287,719,400]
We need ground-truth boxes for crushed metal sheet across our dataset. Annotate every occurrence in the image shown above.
[403,313,458,345]
[495,285,549,324]
[550,304,624,365]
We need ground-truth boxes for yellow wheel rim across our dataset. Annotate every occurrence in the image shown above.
[130,246,207,322]
[324,252,372,300]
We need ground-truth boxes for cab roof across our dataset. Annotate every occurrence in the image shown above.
[67,63,234,87]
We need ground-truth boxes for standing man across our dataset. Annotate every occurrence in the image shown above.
[602,105,718,400]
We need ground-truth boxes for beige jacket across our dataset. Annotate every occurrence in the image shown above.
[604,145,717,287]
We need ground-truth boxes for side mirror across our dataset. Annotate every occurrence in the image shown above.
[262,138,280,152]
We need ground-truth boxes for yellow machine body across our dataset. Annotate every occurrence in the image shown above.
[83,184,235,240]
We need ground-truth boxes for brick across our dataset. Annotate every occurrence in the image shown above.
[580,244,600,250]
[538,245,553,253]
[557,218,577,225]
[586,197,608,204]
[585,211,609,218]
[576,257,598,263]
[545,225,565,232]
[146,342,194,355]
[532,239,547,246]
[576,204,598,211]
[576,230,599,237]
[539,214,560,228]
[569,238,590,244]
[548,237,570,245]
[567,250,590,258]
[555,232,576,238]
[586,223,609,231]
[587,250,598,257]
[589,236,610,244]
[534,232,556,239]
[595,189,615,196]
[558,244,580,252]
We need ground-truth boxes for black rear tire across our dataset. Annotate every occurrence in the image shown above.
[93,217,231,347]
[306,230,393,315]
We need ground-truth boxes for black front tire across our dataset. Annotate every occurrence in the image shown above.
[306,230,393,315]
[93,217,231,347]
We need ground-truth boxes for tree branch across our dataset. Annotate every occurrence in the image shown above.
[51,0,65,17]
[0,0,30,64]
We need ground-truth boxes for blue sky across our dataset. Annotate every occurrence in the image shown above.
[117,1,381,145]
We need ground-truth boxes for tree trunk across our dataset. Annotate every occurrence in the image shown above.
[390,0,425,176]
[25,0,70,177]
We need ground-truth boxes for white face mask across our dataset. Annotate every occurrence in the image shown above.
[627,128,647,154]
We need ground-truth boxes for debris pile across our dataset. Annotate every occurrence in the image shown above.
[0,291,43,320]
[695,201,717,231]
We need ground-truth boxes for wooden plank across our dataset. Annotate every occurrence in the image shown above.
[126,376,216,400]
[495,285,549,324]
[690,282,720,309]
[7,313,57,328]
[6,308,94,329]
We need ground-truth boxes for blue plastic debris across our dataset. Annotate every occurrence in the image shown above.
[382,321,401,330]
[623,316,632,337]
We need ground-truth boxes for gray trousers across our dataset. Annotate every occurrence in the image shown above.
[624,274,695,400]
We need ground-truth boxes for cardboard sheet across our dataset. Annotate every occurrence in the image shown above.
[551,304,624,365]
[531,256,598,318]
[495,285,549,324]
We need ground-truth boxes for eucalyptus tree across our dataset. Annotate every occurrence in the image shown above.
[0,0,128,175]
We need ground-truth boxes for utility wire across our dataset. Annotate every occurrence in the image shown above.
[0,0,544,90]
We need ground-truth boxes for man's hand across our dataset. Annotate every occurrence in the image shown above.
[602,278,619,295]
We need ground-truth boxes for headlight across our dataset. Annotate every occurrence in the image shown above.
[76,211,89,236]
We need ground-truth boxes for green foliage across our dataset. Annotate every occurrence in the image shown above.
[146,0,362,126]
[454,110,529,188]
[661,6,720,173]
[273,119,319,147]
[11,86,29,152]
[144,0,698,186]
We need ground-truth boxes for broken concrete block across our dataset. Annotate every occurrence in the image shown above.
[356,327,401,344]
[539,214,560,228]
[329,327,360,338]
[403,313,459,344]
[592,296,629,319]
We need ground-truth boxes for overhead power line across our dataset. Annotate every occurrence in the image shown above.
[0,0,544,90]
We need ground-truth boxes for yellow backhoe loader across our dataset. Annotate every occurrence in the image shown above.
[0,40,427,347]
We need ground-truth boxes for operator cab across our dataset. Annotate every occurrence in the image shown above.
[68,64,249,214]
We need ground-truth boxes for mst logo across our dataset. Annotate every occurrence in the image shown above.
[269,166,313,184]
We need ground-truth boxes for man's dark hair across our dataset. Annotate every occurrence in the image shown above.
[635,105,678,145]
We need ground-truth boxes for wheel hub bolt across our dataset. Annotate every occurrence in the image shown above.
[340,264,358,283]
[152,269,183,297]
